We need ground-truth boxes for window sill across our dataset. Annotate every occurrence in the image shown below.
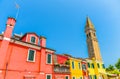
[27,60,35,63]
[46,63,52,65]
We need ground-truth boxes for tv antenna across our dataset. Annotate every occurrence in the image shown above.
[15,2,20,20]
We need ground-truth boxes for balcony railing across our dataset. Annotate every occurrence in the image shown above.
[54,65,70,73]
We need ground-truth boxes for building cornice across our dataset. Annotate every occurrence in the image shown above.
[11,38,41,50]
[0,36,55,52]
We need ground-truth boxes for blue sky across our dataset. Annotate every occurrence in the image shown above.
[0,0,120,67]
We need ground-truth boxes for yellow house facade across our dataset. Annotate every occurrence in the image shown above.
[86,59,96,79]
[93,60,106,79]
[69,57,83,79]
[86,58,106,79]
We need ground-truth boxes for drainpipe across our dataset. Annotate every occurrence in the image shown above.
[4,63,8,79]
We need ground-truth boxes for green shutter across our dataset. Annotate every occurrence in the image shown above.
[31,36,35,43]
[66,76,68,79]
[78,63,81,69]
[91,63,94,68]
[73,77,75,79]
[72,61,74,69]
[102,64,105,69]
[88,63,90,68]
[47,75,51,79]
[94,75,97,79]
[28,50,35,61]
[97,63,100,68]
[47,54,51,64]
[80,77,82,79]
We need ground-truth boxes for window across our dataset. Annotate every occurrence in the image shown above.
[82,64,86,70]
[102,64,105,69]
[80,77,82,79]
[47,54,52,64]
[87,34,89,38]
[94,75,97,79]
[97,63,100,68]
[27,49,35,62]
[46,74,51,79]
[89,33,91,37]
[78,62,81,69]
[30,36,36,43]
[94,33,96,36]
[72,61,74,69]
[89,75,92,79]
[65,76,69,79]
[72,77,75,79]
[88,63,90,68]
[91,63,94,68]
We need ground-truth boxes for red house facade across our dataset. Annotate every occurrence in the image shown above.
[81,60,89,79]
[0,17,55,79]
[53,54,70,79]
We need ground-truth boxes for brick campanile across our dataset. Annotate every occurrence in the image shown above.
[85,17,102,61]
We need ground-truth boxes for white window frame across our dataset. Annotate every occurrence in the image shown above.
[46,74,52,79]
[46,53,52,64]
[65,75,69,79]
[27,49,36,62]
[30,35,36,44]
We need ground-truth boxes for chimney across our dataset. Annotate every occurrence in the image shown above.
[0,17,16,69]
[3,17,16,39]
[40,36,46,47]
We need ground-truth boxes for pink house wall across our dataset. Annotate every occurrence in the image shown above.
[7,43,40,71]
[54,74,70,79]
[57,55,69,64]
[0,41,54,79]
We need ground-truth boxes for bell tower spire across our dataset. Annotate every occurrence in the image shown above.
[85,17,102,61]
[85,16,95,29]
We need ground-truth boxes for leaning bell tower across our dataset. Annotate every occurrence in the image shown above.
[85,17,102,61]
